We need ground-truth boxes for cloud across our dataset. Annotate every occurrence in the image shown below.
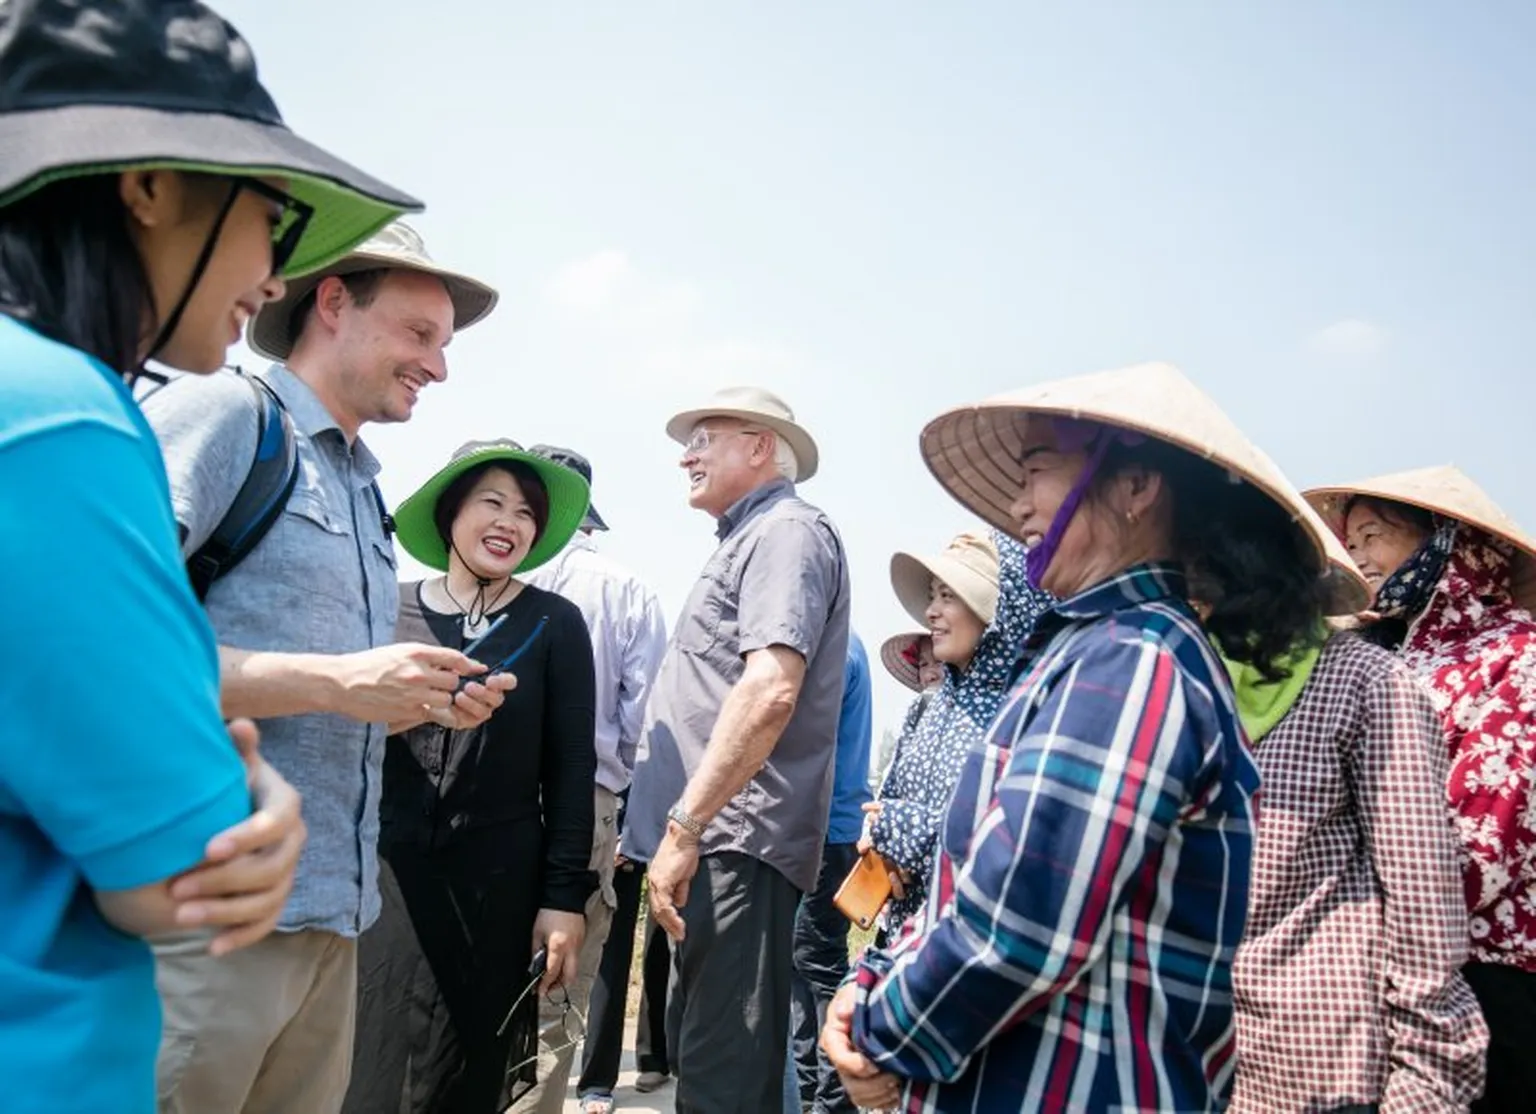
[1307,318,1389,359]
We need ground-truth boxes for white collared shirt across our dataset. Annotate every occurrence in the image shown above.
[523,532,668,793]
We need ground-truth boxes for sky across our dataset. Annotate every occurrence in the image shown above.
[217,0,1536,736]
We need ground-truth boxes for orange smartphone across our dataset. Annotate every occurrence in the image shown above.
[834,849,894,930]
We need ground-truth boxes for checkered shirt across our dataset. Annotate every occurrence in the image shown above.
[1231,633,1488,1113]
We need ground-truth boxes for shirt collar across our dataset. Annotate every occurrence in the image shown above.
[1050,561,1189,621]
[715,477,794,540]
[260,363,381,480]
[566,531,597,554]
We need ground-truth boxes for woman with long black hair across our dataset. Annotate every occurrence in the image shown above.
[0,3,421,1111]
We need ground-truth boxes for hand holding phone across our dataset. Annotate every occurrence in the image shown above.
[834,849,895,930]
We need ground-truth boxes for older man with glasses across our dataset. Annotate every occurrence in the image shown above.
[623,386,852,1114]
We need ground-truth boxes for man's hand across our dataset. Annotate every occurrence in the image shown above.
[330,642,484,724]
[169,719,306,956]
[821,984,902,1110]
[389,672,519,734]
[533,909,586,994]
[647,822,702,942]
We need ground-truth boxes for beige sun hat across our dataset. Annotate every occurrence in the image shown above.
[248,219,499,361]
[920,361,1368,614]
[879,631,930,692]
[665,386,819,482]
[1305,465,1536,611]
[890,532,1001,630]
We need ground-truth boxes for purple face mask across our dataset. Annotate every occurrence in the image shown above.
[1023,418,1145,590]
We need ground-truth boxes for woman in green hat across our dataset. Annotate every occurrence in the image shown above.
[0,2,422,1111]
[347,440,599,1114]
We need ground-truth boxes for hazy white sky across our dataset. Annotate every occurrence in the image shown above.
[218,0,1535,734]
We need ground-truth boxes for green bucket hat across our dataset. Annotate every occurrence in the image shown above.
[0,0,422,278]
[394,439,591,575]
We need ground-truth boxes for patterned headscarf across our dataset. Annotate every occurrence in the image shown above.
[1372,517,1457,619]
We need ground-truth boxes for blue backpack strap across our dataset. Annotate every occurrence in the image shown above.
[186,375,300,601]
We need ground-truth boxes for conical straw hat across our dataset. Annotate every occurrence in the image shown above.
[889,532,1000,629]
[1305,465,1536,611]
[879,631,928,692]
[920,362,1366,613]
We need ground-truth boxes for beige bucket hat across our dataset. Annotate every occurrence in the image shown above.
[247,219,499,361]
[1305,464,1536,611]
[665,386,819,482]
[879,631,930,692]
[920,361,1369,614]
[890,532,1001,630]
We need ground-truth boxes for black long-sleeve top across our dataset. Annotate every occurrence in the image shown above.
[378,581,598,913]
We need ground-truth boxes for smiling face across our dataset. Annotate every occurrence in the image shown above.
[925,577,986,670]
[678,417,776,517]
[1343,498,1433,590]
[302,268,456,439]
[1005,415,1171,597]
[447,466,546,580]
[121,170,288,372]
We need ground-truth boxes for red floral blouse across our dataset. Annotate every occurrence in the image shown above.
[1402,529,1536,970]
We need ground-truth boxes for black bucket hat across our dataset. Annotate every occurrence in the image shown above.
[0,0,423,278]
[528,444,609,531]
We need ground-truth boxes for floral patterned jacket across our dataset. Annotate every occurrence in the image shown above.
[1401,528,1536,970]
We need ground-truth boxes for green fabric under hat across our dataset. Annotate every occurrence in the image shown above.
[1221,637,1324,743]
[394,439,591,575]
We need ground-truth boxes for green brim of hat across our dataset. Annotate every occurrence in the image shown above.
[4,161,404,279]
[393,449,592,575]
[0,104,424,278]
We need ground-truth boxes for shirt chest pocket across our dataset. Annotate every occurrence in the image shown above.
[675,560,736,656]
[251,484,362,606]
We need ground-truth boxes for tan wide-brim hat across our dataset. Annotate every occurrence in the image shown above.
[879,631,929,692]
[1305,465,1536,611]
[665,385,819,482]
[920,361,1369,615]
[248,219,499,361]
[890,531,1000,630]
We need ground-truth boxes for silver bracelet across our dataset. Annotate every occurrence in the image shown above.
[666,804,706,838]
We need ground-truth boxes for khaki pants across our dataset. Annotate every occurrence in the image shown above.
[155,928,357,1114]
[510,786,621,1114]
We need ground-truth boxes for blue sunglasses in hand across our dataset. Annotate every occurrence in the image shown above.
[457,614,548,693]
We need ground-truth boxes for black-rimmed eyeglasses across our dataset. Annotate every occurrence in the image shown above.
[237,178,315,277]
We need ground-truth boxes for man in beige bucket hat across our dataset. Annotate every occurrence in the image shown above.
[623,386,851,1112]
[140,220,506,1114]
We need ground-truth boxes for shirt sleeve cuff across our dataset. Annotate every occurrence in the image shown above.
[738,622,813,659]
[79,771,251,892]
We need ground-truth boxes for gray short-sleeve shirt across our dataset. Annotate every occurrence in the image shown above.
[141,364,399,936]
[624,479,851,892]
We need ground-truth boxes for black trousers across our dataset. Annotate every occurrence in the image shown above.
[672,852,801,1114]
[1466,962,1536,1113]
[575,859,673,1095]
[790,841,859,1114]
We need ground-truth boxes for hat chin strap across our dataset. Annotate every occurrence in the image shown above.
[1025,433,1117,590]
[446,539,515,629]
[134,181,242,380]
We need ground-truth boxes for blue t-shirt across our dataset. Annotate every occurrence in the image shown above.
[0,317,250,1114]
[828,631,874,844]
